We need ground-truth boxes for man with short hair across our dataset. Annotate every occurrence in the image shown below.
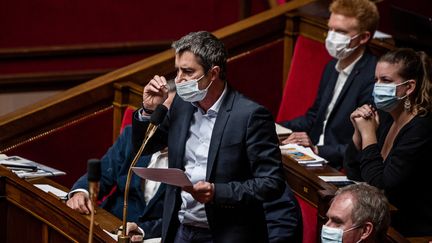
[322,183,390,243]
[133,31,286,243]
[281,0,380,168]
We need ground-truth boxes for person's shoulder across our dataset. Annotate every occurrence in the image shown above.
[413,112,432,130]
[230,89,268,112]
[121,125,133,137]
[358,50,378,67]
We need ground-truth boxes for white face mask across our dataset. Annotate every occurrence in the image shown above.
[325,30,360,60]
[175,74,213,103]
[321,224,362,243]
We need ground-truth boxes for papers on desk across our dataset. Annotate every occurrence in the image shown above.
[0,155,66,179]
[34,184,68,200]
[318,176,356,187]
[280,144,326,166]
[275,123,292,136]
[373,30,392,39]
[132,167,192,187]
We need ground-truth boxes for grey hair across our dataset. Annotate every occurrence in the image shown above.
[335,183,390,240]
[172,31,227,80]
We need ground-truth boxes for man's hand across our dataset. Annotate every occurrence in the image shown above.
[125,222,144,243]
[183,181,215,204]
[66,191,92,214]
[143,75,169,112]
[282,132,317,153]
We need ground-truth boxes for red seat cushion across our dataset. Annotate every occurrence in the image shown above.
[276,35,332,122]
[120,106,135,131]
[295,194,319,243]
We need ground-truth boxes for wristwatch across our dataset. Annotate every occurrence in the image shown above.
[142,103,154,114]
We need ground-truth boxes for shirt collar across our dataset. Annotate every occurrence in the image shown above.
[193,83,227,117]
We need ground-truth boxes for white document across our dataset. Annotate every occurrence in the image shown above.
[318,176,357,187]
[373,30,392,39]
[275,123,292,136]
[318,176,351,182]
[34,184,68,199]
[132,167,192,187]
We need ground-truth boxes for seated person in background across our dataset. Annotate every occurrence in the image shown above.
[280,0,379,168]
[66,92,176,239]
[344,48,432,236]
[322,183,390,243]
[66,126,167,239]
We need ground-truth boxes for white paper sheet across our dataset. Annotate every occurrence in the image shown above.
[34,184,68,199]
[318,176,351,182]
[275,123,292,136]
[132,167,192,187]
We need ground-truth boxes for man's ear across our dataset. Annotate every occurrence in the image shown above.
[359,221,374,241]
[359,31,372,45]
[210,66,220,81]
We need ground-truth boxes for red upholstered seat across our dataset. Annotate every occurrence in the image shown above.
[120,106,135,132]
[277,36,331,243]
[295,194,319,243]
[276,35,332,122]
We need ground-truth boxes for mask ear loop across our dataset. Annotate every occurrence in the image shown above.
[395,80,412,100]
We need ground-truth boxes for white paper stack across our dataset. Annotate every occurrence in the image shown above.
[280,144,326,166]
[275,123,292,137]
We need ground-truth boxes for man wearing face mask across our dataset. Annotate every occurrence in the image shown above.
[132,31,286,243]
[280,0,379,168]
[322,183,390,243]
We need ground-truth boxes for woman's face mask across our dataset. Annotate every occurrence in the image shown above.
[325,30,361,60]
[373,80,409,112]
[321,224,362,243]
[175,74,213,103]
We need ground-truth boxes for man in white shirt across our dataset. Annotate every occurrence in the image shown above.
[280,0,380,168]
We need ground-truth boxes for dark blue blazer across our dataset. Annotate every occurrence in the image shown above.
[282,51,377,168]
[132,86,286,243]
[71,126,165,239]
[264,182,302,243]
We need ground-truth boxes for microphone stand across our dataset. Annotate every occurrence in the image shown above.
[118,105,167,243]
[87,159,101,243]
[88,201,96,243]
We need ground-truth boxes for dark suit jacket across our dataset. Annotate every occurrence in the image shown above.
[132,86,286,243]
[281,51,377,167]
[345,113,432,236]
[71,126,165,239]
[265,182,302,243]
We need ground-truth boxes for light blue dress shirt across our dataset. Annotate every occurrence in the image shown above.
[178,85,227,228]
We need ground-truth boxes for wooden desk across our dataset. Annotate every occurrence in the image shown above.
[0,166,119,243]
[281,155,411,243]
[282,155,338,228]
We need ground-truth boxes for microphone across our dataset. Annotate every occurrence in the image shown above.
[87,159,101,243]
[118,104,168,243]
[146,104,169,141]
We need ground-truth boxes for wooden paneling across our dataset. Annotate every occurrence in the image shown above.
[0,0,316,152]
[0,41,171,60]
[0,167,118,243]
